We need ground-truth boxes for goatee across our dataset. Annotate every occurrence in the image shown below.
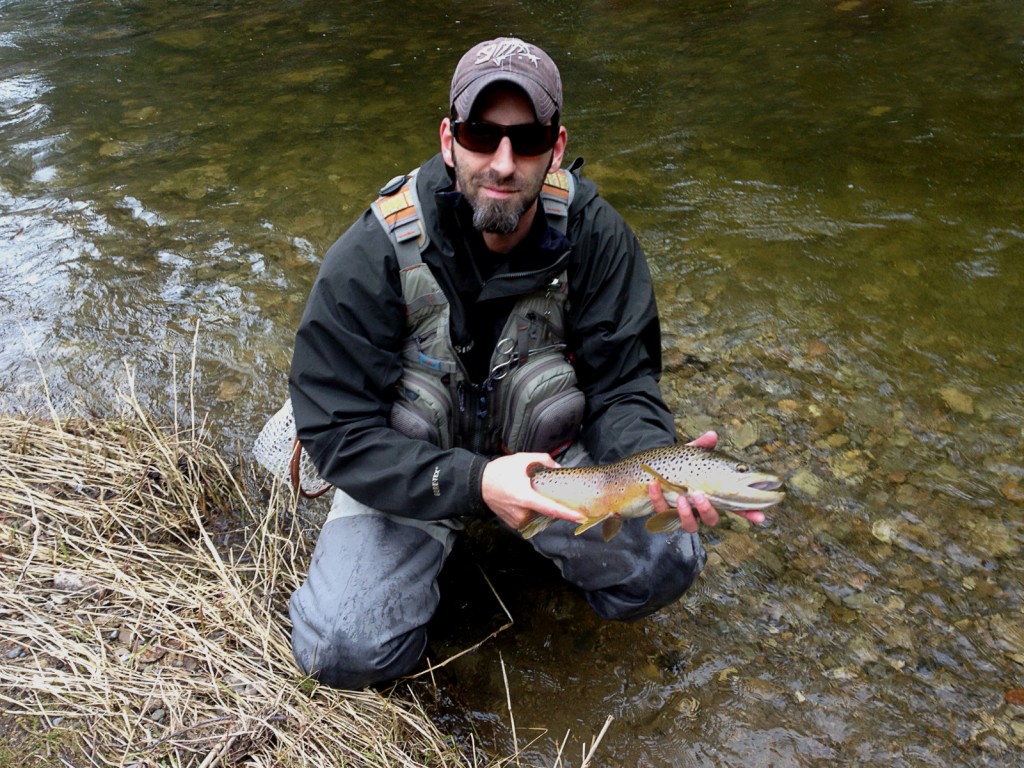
[471,198,526,235]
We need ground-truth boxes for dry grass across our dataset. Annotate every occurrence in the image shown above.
[0,394,477,767]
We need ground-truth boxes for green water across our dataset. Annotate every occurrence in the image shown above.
[1,1,1022,765]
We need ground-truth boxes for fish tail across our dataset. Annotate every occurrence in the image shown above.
[518,512,556,539]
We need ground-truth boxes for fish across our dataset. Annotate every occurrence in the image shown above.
[519,443,785,541]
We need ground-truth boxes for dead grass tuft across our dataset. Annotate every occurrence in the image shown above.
[0,396,475,767]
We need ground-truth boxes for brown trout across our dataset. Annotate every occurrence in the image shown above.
[519,444,785,541]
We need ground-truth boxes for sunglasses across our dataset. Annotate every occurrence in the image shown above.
[451,119,558,157]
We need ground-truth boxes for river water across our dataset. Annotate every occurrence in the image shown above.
[1,1,1021,765]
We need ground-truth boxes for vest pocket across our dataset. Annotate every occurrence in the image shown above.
[499,351,584,454]
[516,387,585,455]
[389,367,454,450]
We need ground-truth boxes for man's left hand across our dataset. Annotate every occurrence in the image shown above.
[647,431,767,534]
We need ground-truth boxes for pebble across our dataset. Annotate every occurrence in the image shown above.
[53,570,105,597]
[938,386,974,415]
[789,468,825,497]
[1005,689,1024,706]
[777,399,800,413]
[1001,481,1024,504]
[730,421,759,450]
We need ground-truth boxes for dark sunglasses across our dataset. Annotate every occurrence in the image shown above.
[451,119,558,157]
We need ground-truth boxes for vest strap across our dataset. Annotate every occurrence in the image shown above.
[371,168,425,270]
[539,169,574,235]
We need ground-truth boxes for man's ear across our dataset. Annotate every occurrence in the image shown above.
[548,125,568,173]
[440,118,455,168]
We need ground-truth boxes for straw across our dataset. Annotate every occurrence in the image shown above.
[0,400,471,767]
[0,384,611,767]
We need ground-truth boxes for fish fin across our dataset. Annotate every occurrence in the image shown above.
[640,463,690,495]
[574,515,611,537]
[601,517,623,542]
[518,512,556,540]
[645,511,682,534]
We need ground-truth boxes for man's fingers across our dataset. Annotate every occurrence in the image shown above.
[675,491,721,533]
[689,491,719,527]
[736,509,767,525]
[675,494,699,534]
[686,430,718,450]
[648,481,671,513]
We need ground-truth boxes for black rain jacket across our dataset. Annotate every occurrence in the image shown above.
[289,153,675,521]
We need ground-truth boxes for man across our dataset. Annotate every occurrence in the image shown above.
[287,37,764,689]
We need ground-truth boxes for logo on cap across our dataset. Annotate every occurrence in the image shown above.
[472,39,540,69]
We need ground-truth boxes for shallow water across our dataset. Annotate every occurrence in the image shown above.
[1,0,1022,765]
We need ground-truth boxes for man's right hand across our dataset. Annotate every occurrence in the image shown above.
[481,453,586,531]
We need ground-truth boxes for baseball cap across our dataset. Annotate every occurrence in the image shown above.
[450,37,562,124]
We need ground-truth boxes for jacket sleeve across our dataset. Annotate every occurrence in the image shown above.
[288,212,488,520]
[567,194,677,464]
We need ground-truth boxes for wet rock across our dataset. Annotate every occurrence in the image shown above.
[824,666,858,680]
[98,141,127,157]
[938,386,974,415]
[782,589,827,627]
[216,378,246,402]
[932,461,965,484]
[1005,689,1024,706]
[826,433,850,449]
[676,415,718,442]
[881,622,917,652]
[673,695,700,719]
[1001,481,1024,504]
[871,519,899,545]
[729,421,759,451]
[989,615,1024,664]
[845,632,883,665]
[828,449,871,482]
[124,106,159,123]
[789,468,825,497]
[962,516,1020,558]
[841,591,877,612]
[870,517,937,557]
[711,528,761,568]
[807,339,828,357]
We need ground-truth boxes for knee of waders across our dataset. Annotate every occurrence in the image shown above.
[289,620,428,690]
[585,532,707,622]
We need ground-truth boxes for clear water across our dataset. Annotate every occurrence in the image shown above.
[1,1,1021,765]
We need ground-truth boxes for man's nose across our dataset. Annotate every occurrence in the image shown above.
[489,136,516,175]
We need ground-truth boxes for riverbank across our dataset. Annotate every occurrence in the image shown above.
[0,399,480,767]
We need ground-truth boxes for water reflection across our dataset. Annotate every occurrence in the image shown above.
[1,0,1022,765]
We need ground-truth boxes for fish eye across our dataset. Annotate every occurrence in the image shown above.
[736,463,750,473]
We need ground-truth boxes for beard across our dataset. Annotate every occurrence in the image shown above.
[471,196,526,235]
[452,148,549,236]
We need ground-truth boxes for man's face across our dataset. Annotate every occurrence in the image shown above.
[441,84,566,241]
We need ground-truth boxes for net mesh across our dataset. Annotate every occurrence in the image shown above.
[252,399,331,498]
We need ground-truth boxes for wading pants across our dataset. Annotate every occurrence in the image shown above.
[288,446,707,689]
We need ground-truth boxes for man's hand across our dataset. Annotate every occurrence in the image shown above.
[482,452,586,531]
[648,431,767,534]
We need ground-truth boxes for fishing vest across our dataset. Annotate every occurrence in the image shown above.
[370,167,585,457]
